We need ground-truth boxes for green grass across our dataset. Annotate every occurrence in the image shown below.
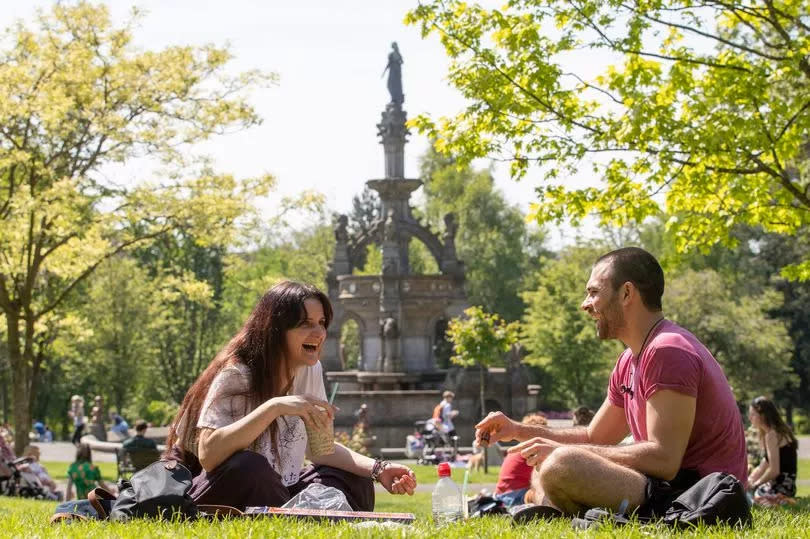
[42,461,118,482]
[799,458,810,481]
[4,495,810,538]
[409,464,501,485]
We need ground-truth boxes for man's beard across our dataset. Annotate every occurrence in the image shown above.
[594,295,625,340]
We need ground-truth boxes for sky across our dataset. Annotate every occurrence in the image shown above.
[0,0,594,245]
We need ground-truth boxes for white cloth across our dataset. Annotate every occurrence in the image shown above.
[197,361,327,486]
[439,399,455,432]
[71,403,84,427]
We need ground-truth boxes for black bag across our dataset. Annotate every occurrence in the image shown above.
[661,472,751,528]
[467,495,508,517]
[573,472,751,530]
[110,459,199,522]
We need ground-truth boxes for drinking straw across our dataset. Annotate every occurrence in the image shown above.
[328,382,339,405]
[462,467,470,518]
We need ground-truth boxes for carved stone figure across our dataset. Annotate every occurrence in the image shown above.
[382,42,404,105]
[383,316,399,340]
[334,214,349,243]
[383,208,398,243]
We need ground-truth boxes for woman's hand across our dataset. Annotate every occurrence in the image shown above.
[270,395,336,430]
[379,463,417,495]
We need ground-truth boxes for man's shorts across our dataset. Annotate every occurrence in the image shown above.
[637,469,701,518]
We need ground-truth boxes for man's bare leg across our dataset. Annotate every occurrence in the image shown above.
[531,446,647,515]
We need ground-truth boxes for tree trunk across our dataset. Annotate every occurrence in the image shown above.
[7,312,32,455]
[480,363,488,474]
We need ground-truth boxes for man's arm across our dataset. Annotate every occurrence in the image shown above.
[576,390,695,480]
[478,398,629,446]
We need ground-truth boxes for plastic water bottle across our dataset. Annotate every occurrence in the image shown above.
[432,461,464,524]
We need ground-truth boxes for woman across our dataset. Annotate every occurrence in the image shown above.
[748,396,798,498]
[166,281,416,511]
[66,443,114,500]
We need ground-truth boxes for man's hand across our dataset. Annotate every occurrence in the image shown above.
[475,411,519,447]
[379,463,417,495]
[508,437,562,467]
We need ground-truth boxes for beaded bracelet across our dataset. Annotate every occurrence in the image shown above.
[370,458,390,483]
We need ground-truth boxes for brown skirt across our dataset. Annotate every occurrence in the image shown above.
[187,450,374,511]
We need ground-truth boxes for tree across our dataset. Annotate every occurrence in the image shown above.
[0,3,272,453]
[521,246,623,408]
[666,269,794,401]
[406,1,810,277]
[446,306,520,419]
[79,256,153,413]
[348,186,380,240]
[419,149,545,320]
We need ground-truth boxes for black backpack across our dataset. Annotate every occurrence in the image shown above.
[51,460,199,524]
[573,472,752,530]
[110,459,198,521]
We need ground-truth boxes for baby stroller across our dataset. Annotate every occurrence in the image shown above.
[0,456,56,500]
[412,419,458,465]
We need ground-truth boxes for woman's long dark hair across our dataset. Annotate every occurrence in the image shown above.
[165,281,332,458]
[751,396,797,449]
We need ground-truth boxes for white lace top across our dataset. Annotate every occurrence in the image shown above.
[196,361,327,486]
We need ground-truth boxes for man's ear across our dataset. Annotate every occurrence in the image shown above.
[622,282,633,303]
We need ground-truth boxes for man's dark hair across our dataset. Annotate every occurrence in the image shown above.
[595,247,664,310]
[135,419,148,432]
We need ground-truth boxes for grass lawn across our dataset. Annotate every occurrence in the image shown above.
[4,494,810,538]
[42,461,118,482]
[409,463,501,485]
[799,458,810,481]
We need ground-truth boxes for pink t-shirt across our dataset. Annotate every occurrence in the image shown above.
[608,320,747,486]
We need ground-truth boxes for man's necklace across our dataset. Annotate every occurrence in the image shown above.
[636,316,665,360]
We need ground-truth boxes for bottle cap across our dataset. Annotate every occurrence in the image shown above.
[437,462,451,477]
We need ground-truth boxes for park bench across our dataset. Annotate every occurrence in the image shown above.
[116,446,162,481]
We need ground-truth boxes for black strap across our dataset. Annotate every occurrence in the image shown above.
[88,487,117,519]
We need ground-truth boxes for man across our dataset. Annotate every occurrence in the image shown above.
[433,390,459,440]
[123,420,158,451]
[476,247,746,518]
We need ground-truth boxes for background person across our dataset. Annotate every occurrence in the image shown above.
[68,395,85,445]
[494,413,547,507]
[110,412,130,438]
[66,443,114,500]
[165,281,416,511]
[572,406,595,427]
[433,390,460,440]
[123,419,158,451]
[22,445,61,499]
[748,396,798,499]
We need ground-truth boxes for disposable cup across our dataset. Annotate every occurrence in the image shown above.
[305,411,335,457]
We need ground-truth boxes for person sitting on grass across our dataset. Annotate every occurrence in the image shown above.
[22,445,61,499]
[109,412,130,439]
[475,247,747,519]
[123,420,158,451]
[747,396,798,501]
[572,406,595,427]
[494,413,547,507]
[165,281,417,511]
[66,443,114,500]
